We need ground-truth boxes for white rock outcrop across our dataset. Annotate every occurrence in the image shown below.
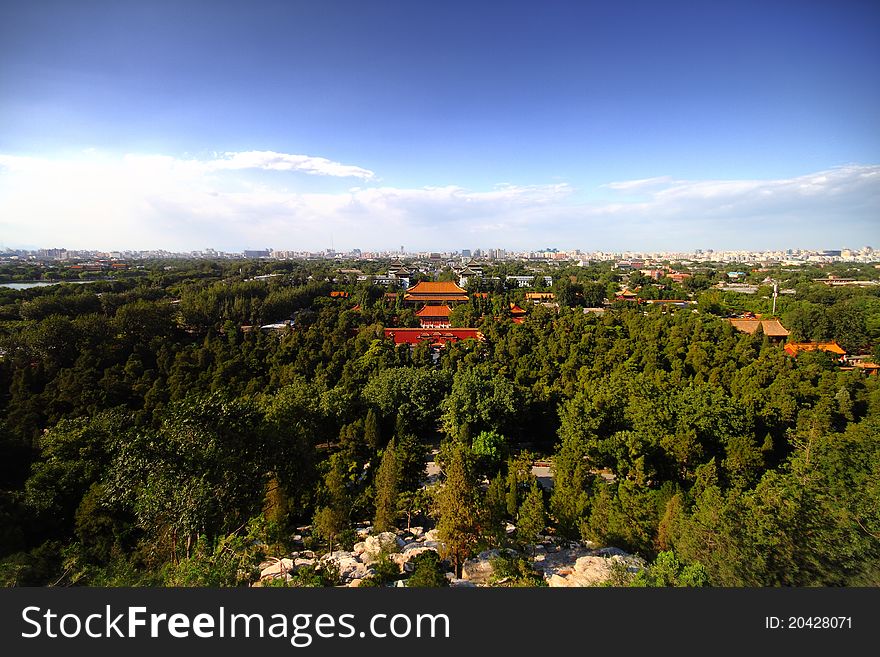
[361,532,405,564]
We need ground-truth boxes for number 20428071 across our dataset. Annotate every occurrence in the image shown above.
[765,616,852,629]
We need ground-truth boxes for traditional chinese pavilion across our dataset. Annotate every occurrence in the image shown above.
[403,281,469,305]
[727,318,789,341]
[509,303,527,324]
[416,305,453,328]
[784,341,846,358]
[384,328,483,347]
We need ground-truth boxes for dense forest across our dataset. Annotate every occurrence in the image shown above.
[0,258,878,587]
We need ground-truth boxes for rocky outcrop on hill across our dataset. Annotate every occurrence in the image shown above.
[258,527,640,587]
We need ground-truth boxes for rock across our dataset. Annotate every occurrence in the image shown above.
[459,548,522,585]
[449,579,476,588]
[596,547,628,557]
[423,529,440,542]
[505,522,516,535]
[461,549,502,585]
[408,526,425,538]
[353,541,367,555]
[547,574,570,587]
[537,548,643,587]
[356,526,372,538]
[322,552,372,582]
[260,558,295,580]
[291,534,303,543]
[361,532,405,564]
[294,558,315,568]
[392,545,440,573]
[530,545,595,582]
[348,578,364,588]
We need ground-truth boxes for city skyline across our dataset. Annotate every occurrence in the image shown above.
[4,243,876,264]
[1,1,878,252]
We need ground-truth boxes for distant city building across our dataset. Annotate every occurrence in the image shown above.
[243,249,270,258]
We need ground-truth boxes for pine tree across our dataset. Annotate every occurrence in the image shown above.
[313,454,350,554]
[435,443,480,577]
[483,473,508,547]
[506,467,519,518]
[364,408,382,451]
[373,441,399,532]
[517,480,546,552]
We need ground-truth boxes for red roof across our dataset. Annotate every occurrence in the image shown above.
[406,281,467,294]
[330,291,349,298]
[509,303,526,315]
[384,328,483,346]
[415,305,452,317]
[727,318,789,337]
[784,342,846,357]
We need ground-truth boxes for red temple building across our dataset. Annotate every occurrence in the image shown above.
[403,281,469,305]
[509,303,527,324]
[416,304,453,328]
[384,328,483,347]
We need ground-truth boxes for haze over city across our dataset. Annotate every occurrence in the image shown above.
[1,1,878,252]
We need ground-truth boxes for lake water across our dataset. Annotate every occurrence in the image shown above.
[0,280,100,290]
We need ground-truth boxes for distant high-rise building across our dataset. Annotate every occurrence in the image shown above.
[461,249,471,258]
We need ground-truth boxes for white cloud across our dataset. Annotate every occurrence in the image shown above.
[206,150,375,179]
[602,176,675,191]
[0,152,877,252]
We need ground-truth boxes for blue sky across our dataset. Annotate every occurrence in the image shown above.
[1,0,878,252]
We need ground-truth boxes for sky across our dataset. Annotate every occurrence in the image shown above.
[0,0,878,253]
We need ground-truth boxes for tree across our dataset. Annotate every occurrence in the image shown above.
[364,408,382,451]
[449,304,477,328]
[406,551,449,587]
[516,480,546,552]
[441,364,520,440]
[697,291,726,316]
[435,443,480,577]
[313,453,352,554]
[395,433,428,493]
[106,393,267,563]
[505,452,534,518]
[629,550,708,587]
[373,441,399,532]
[472,429,507,476]
[582,282,606,308]
[312,506,346,556]
[482,473,508,547]
[363,368,451,438]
